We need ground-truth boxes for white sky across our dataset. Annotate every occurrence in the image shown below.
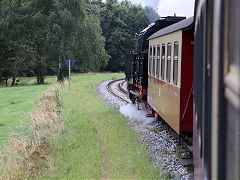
[157,0,194,18]
[107,0,195,18]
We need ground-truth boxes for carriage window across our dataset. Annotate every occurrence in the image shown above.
[149,46,152,75]
[153,46,156,57]
[166,43,171,82]
[152,46,156,76]
[161,44,165,80]
[173,41,178,85]
[156,45,160,78]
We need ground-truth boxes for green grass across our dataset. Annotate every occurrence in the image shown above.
[0,76,56,87]
[0,76,56,146]
[41,73,161,179]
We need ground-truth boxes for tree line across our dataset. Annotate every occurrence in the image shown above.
[0,0,159,86]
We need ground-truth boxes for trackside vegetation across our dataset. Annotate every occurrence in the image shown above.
[0,79,62,179]
[0,77,56,146]
[40,73,161,179]
[0,74,168,179]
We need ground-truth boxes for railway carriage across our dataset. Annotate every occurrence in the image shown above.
[125,1,239,178]
[147,17,194,134]
[193,0,240,179]
[125,16,186,104]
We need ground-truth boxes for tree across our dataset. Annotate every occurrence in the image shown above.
[0,38,13,86]
[0,0,33,86]
[90,0,149,72]
[0,0,110,85]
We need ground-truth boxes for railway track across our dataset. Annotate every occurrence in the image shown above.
[106,78,193,167]
[107,78,131,104]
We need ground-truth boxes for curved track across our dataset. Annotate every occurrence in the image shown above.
[106,78,193,168]
[107,78,131,103]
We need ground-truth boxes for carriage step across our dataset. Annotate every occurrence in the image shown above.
[145,114,155,117]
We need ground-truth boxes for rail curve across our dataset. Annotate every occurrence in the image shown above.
[107,78,131,103]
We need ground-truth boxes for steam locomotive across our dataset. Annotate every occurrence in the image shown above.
[125,0,240,179]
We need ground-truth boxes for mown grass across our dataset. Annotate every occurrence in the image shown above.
[41,73,161,179]
[0,76,56,146]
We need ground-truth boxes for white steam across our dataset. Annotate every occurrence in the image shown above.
[124,0,160,11]
[116,0,194,18]
[119,104,157,130]
[143,0,161,12]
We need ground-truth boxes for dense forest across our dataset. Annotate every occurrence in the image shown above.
[0,0,159,85]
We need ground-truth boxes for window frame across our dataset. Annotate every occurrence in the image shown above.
[156,45,160,78]
[166,43,172,82]
[173,41,179,85]
[152,45,156,76]
[149,46,152,75]
[161,44,165,80]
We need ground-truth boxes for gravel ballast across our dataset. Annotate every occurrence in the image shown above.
[96,80,192,180]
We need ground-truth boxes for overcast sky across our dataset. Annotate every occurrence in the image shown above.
[115,0,195,18]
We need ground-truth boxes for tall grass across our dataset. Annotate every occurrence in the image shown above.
[0,73,163,179]
[40,73,161,179]
[0,82,63,179]
[0,76,56,146]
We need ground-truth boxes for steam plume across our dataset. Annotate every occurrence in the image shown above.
[143,0,160,12]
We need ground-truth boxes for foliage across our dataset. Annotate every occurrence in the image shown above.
[89,0,149,72]
[72,9,110,72]
[0,0,150,81]
[0,0,109,84]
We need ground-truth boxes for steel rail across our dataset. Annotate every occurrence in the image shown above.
[106,78,130,103]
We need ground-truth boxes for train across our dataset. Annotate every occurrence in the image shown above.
[125,0,240,179]
[125,15,186,104]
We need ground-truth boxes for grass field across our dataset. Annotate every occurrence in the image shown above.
[0,73,165,179]
[0,76,56,146]
[40,73,162,179]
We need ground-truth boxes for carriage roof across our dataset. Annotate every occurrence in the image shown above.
[148,16,194,40]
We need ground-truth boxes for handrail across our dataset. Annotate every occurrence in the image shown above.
[181,84,193,122]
